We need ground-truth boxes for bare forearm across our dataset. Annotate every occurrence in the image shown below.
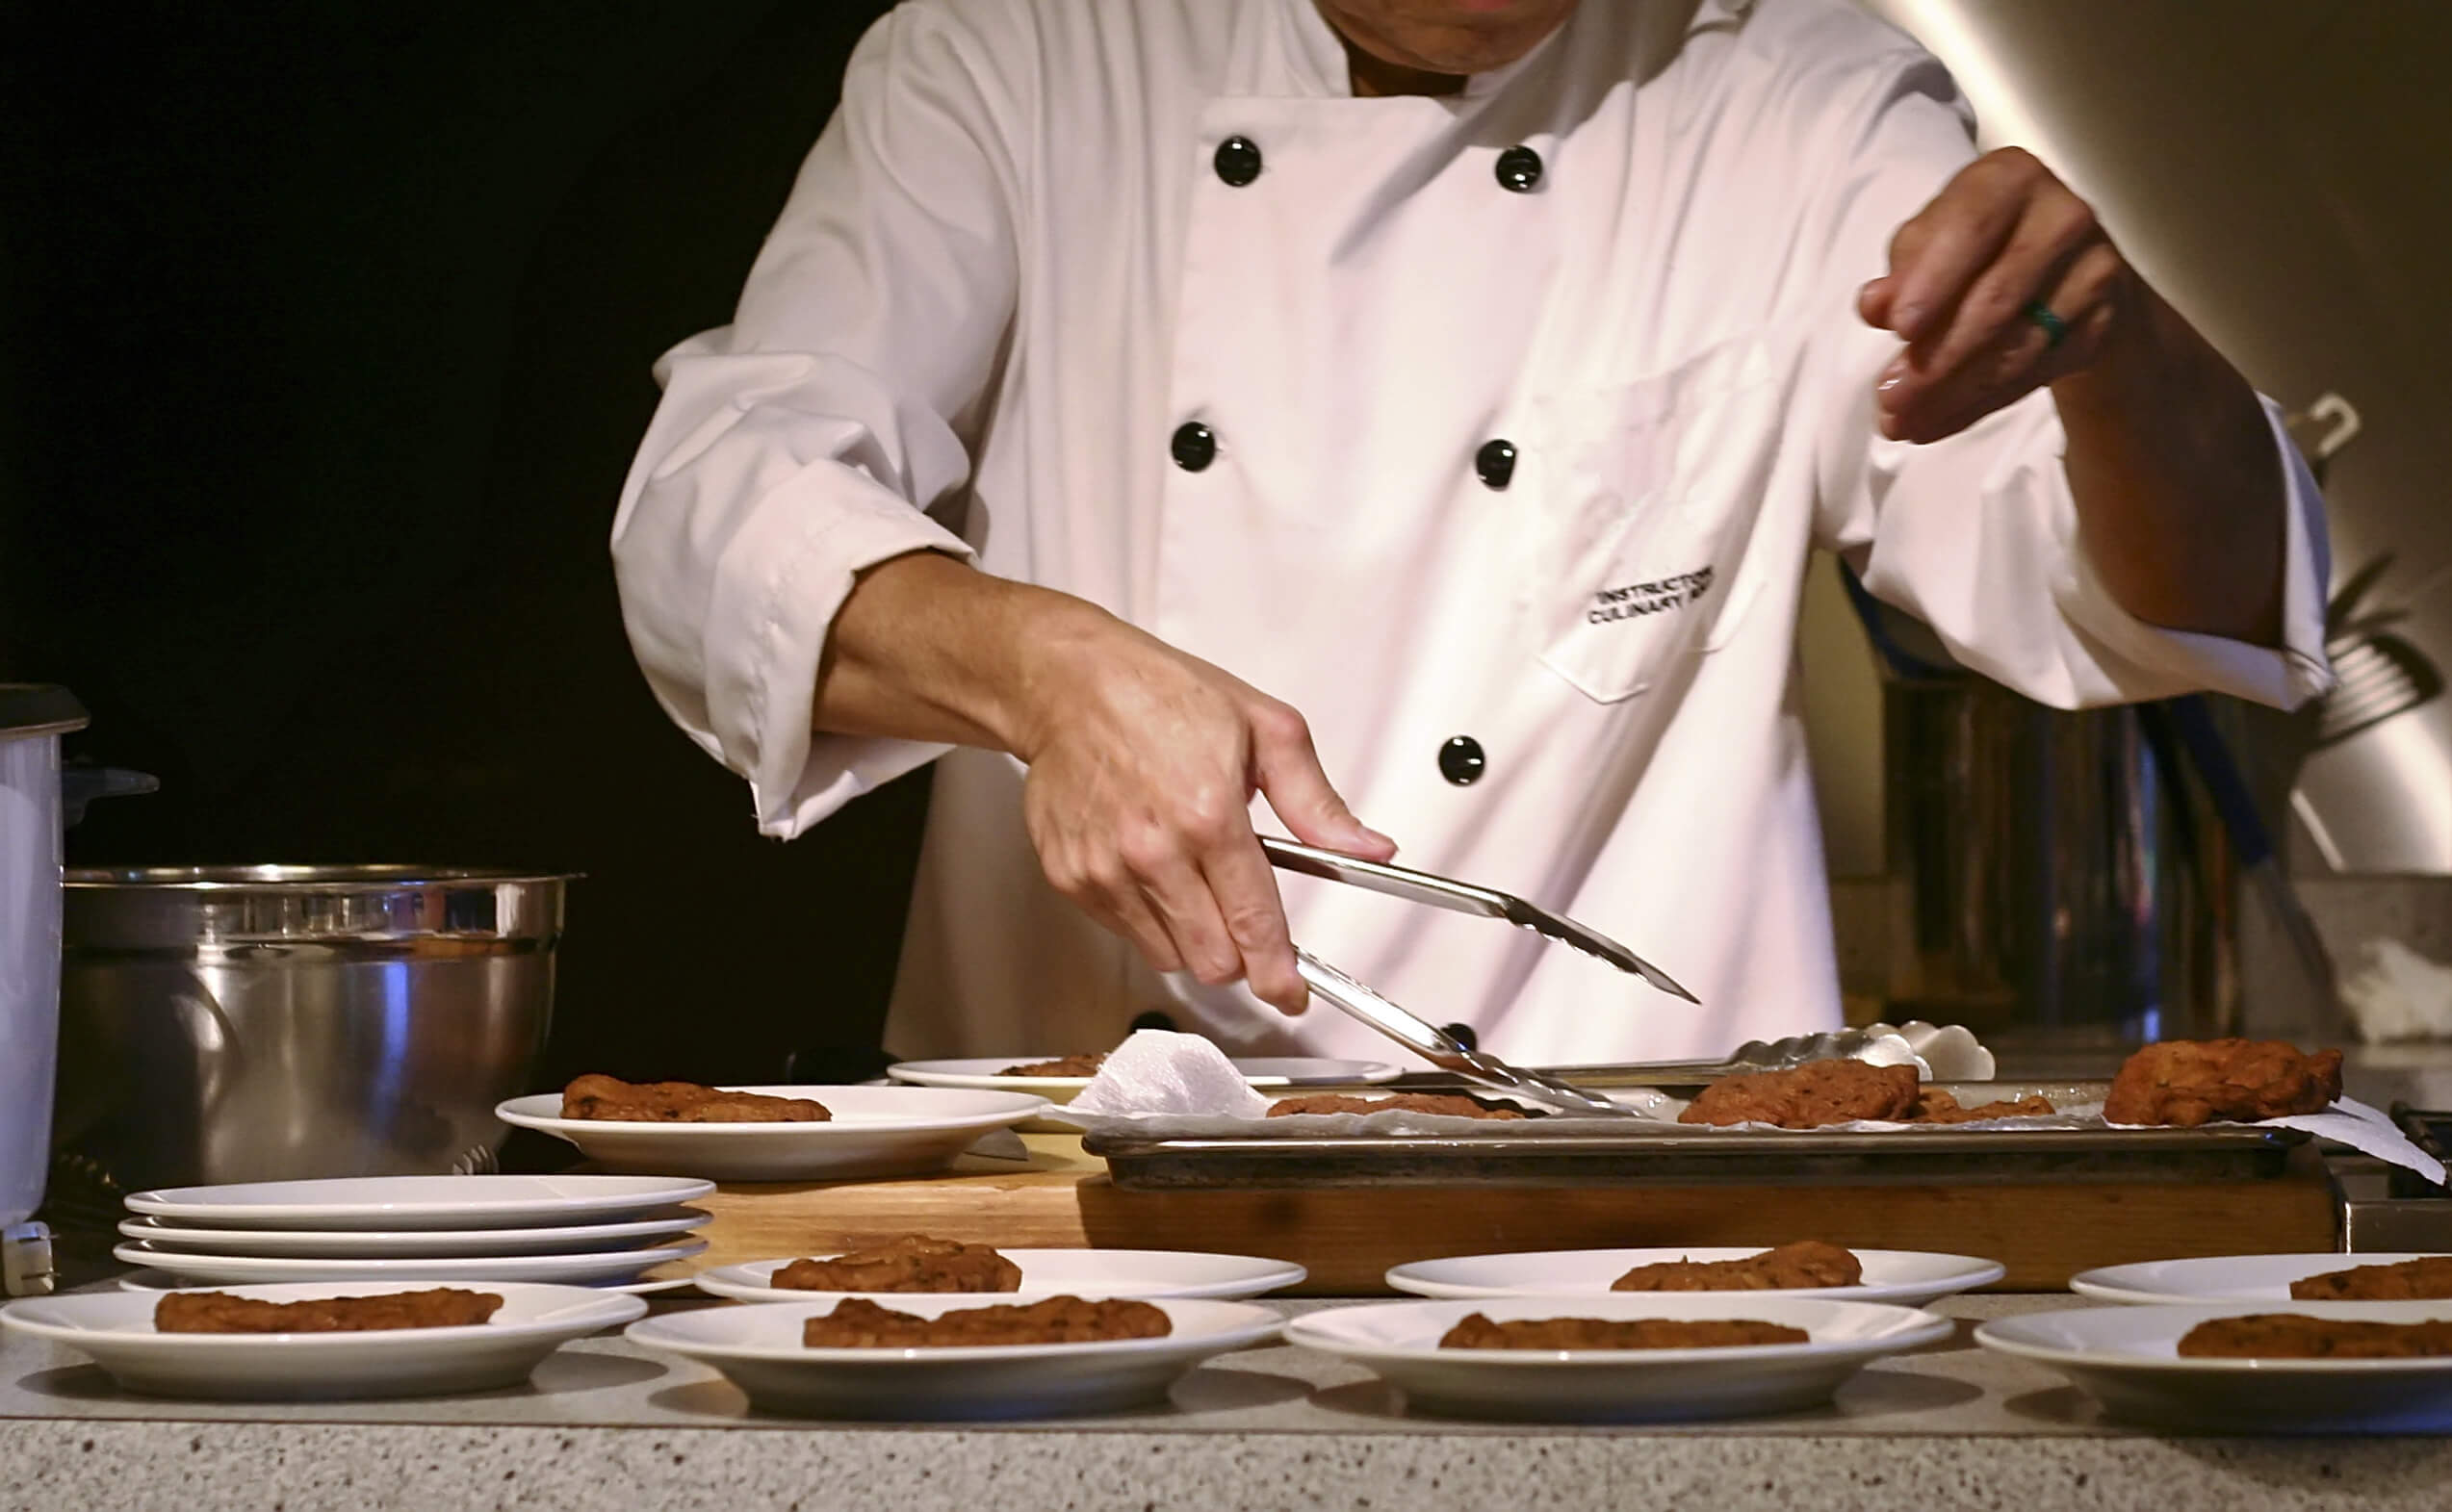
[813,548,1390,1016]
[1860,147,2288,648]
[813,550,1108,757]
[2050,288,2285,645]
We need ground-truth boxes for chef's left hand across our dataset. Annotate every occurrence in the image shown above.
[1857,147,2141,445]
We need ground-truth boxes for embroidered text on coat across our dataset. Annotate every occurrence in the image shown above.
[1587,566,1714,625]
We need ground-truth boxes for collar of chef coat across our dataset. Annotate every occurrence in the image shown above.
[1261,0,1762,101]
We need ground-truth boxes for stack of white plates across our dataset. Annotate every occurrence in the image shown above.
[110,1175,716,1294]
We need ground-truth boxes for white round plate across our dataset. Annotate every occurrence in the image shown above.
[627,1294,1281,1419]
[696,1249,1305,1304]
[123,1175,716,1232]
[2070,1253,2452,1307]
[1386,1247,2002,1308]
[1285,1294,1950,1422]
[2,1281,645,1401]
[116,1207,709,1259]
[496,1086,1046,1181]
[113,1237,707,1288]
[1976,1301,2452,1432]
[887,1058,1403,1103]
[115,1269,697,1297]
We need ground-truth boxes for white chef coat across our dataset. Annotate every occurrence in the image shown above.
[611,0,2333,1064]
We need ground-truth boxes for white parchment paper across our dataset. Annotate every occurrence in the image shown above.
[1052,1029,2448,1183]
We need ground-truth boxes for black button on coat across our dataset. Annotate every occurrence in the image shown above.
[1439,735,1487,785]
[1475,440,1516,490]
[1171,422,1217,472]
[1214,137,1262,187]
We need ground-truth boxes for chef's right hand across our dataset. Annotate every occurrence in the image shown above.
[1012,609,1395,1015]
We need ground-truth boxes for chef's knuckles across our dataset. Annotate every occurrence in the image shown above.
[1869,146,2139,445]
[1013,630,1347,1012]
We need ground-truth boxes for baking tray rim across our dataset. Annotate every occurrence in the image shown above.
[1083,1123,2313,1160]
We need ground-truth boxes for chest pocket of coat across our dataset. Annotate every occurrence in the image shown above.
[1530,334,1781,704]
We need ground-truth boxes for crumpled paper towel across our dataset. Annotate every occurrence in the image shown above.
[1052,1027,1654,1134]
[1063,1029,1270,1120]
[2342,938,2452,1043]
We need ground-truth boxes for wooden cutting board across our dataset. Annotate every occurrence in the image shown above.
[687,1135,2338,1293]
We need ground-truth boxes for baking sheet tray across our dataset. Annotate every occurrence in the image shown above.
[1084,1081,2313,1190]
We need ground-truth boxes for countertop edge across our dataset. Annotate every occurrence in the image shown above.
[8,1416,2452,1512]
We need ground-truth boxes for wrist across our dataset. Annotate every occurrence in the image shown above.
[2048,279,2171,422]
[995,586,1126,763]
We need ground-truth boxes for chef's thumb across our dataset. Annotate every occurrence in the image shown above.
[1250,708,1396,861]
[1857,274,1897,330]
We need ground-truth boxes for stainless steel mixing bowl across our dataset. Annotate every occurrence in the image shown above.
[48,866,571,1211]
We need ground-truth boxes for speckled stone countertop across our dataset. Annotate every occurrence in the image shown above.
[5,1293,2449,1512]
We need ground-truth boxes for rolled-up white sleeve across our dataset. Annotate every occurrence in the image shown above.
[610,4,1020,835]
[1807,57,2335,711]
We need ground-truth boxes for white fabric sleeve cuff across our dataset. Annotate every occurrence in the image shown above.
[703,463,975,838]
[2050,395,2336,712]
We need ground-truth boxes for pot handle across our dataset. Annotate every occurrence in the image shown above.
[62,764,158,827]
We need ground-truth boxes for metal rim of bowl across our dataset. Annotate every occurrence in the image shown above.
[65,866,581,890]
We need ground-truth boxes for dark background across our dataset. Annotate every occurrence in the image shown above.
[4,0,916,1087]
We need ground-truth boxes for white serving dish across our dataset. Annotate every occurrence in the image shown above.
[1976,1300,2452,1432]
[1285,1294,1951,1422]
[627,1295,1281,1419]
[1,1281,645,1400]
[496,1086,1046,1181]
[114,1269,696,1297]
[113,1237,706,1288]
[887,1058,1402,1104]
[695,1248,1304,1304]
[1385,1247,2001,1308]
[116,1207,708,1259]
[2070,1253,2452,1306]
[123,1174,715,1232]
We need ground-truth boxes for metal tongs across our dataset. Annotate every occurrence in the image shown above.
[1263,838,1695,1001]
[1261,837,1696,1118]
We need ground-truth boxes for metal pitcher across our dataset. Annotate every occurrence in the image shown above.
[1878,675,2238,1044]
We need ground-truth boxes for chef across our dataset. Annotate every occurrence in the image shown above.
[611,0,2333,1064]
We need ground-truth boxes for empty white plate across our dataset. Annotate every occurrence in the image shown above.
[113,1237,707,1288]
[496,1086,1046,1182]
[1286,1294,1951,1422]
[628,1294,1281,1419]
[1386,1247,2002,1308]
[117,1207,709,1259]
[888,1058,1403,1103]
[123,1175,716,1232]
[2070,1253,2452,1306]
[1976,1301,2452,1432]
[2,1281,645,1400]
[695,1248,1305,1304]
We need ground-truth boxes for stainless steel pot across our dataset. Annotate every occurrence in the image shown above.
[49,866,572,1213]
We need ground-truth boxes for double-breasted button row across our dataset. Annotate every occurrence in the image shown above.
[1193,133,1532,805]
[1174,421,1516,495]
[1214,135,1542,194]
